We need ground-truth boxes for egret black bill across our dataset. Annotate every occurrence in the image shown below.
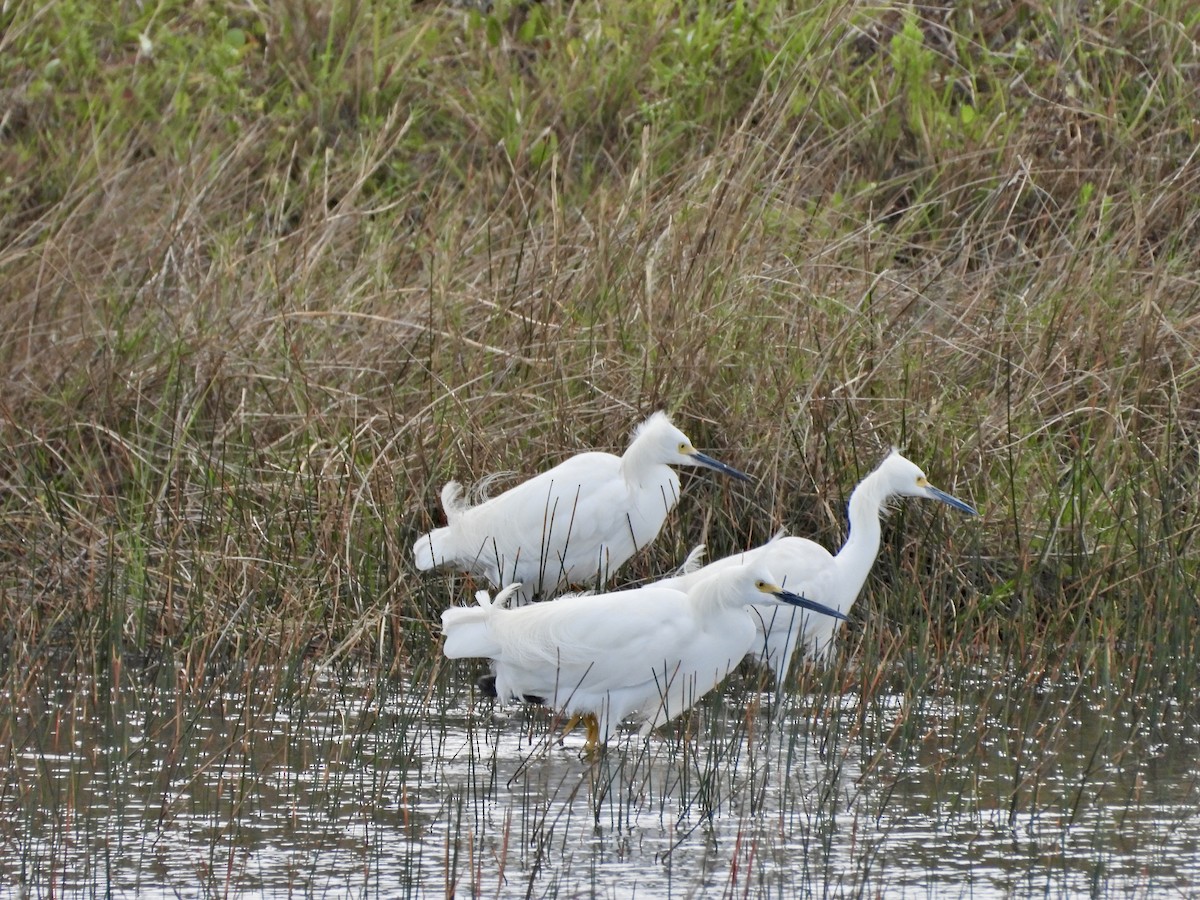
[926,485,977,516]
[691,451,752,483]
[773,587,848,621]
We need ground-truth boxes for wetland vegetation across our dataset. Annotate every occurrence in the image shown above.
[2,0,1199,895]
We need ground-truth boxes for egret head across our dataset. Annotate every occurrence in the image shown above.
[632,412,751,482]
[702,563,849,621]
[879,450,977,515]
[751,566,850,621]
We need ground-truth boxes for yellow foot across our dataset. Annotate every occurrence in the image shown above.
[560,712,603,754]
[561,713,583,738]
[583,714,601,755]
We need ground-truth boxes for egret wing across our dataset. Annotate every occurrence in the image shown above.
[491,585,699,694]
[456,452,627,589]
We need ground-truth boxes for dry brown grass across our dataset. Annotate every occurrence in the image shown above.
[0,0,1197,694]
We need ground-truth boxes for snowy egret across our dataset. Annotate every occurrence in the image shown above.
[657,450,977,685]
[413,412,750,604]
[440,563,848,749]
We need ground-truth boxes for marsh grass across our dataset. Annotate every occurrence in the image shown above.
[3,642,1197,894]
[2,0,1200,893]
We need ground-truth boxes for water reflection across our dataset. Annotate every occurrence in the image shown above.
[3,664,1198,897]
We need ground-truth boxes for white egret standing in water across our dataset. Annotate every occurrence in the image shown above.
[414,412,750,604]
[658,450,977,685]
[440,563,848,750]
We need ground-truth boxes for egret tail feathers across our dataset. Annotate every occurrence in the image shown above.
[440,584,522,658]
[441,607,496,658]
[413,481,469,570]
[440,481,468,521]
[413,526,451,571]
[675,544,707,575]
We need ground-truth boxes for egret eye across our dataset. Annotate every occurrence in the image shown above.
[678,442,690,454]
[754,579,767,590]
[916,477,929,488]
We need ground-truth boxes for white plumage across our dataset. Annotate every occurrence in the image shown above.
[657,450,976,684]
[440,563,848,748]
[414,412,749,603]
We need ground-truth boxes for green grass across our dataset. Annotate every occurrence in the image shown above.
[1,0,1198,710]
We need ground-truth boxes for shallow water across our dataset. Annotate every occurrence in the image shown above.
[3,663,1198,898]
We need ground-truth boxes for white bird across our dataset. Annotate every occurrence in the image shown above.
[413,412,750,604]
[440,563,848,750]
[657,450,977,685]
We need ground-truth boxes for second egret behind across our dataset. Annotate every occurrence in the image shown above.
[658,450,977,684]
[413,412,750,604]
[441,563,848,749]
